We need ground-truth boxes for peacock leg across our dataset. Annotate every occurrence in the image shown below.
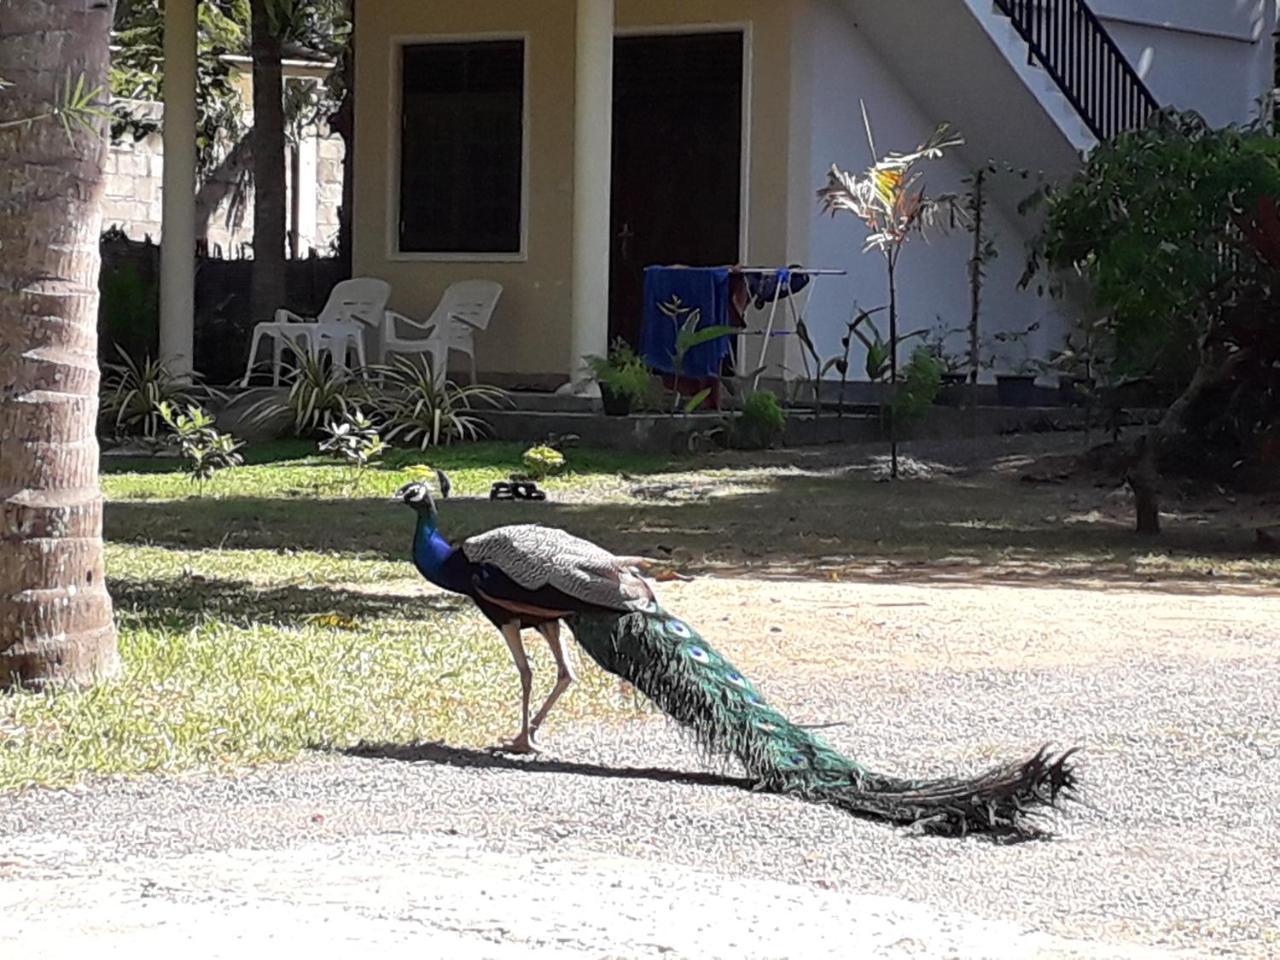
[490,622,537,754]
[528,621,576,742]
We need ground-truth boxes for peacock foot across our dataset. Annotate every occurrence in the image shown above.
[488,733,540,755]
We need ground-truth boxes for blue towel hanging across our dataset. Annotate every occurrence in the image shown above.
[640,266,735,378]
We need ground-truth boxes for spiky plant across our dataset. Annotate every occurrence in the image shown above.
[100,345,224,442]
[818,104,963,478]
[239,351,371,437]
[369,354,507,449]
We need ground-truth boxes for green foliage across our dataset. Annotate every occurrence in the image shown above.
[157,401,245,487]
[318,406,387,492]
[240,352,369,437]
[670,311,736,415]
[737,390,787,449]
[101,346,225,442]
[0,71,110,139]
[109,1,352,175]
[110,1,249,174]
[369,355,508,449]
[521,444,567,480]
[584,338,651,404]
[921,321,968,376]
[1034,109,1280,389]
[888,346,943,428]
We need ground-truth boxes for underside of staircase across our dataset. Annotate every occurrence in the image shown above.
[843,0,1159,185]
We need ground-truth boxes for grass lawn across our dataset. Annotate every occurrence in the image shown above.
[0,442,673,792]
[3,434,1276,792]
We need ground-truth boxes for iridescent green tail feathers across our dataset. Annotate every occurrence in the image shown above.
[571,605,1078,837]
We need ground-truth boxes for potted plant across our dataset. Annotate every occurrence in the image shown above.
[584,338,651,416]
[921,321,968,405]
[987,322,1042,407]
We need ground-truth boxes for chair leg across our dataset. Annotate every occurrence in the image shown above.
[271,334,283,386]
[353,334,367,377]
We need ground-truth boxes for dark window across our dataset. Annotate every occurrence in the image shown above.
[398,39,525,254]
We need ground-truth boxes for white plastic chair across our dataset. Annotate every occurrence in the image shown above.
[382,280,502,385]
[240,277,392,385]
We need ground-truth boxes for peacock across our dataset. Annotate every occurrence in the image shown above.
[396,473,1078,836]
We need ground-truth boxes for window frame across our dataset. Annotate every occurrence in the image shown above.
[387,32,531,262]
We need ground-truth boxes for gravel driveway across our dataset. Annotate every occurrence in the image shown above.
[3,576,1278,958]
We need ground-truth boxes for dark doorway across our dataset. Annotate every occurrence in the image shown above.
[608,31,744,347]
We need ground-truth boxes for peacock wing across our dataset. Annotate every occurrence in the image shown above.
[461,524,654,612]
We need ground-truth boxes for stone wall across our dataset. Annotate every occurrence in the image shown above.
[103,99,345,259]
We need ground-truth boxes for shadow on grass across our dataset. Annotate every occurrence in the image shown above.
[104,473,1279,594]
[108,575,468,632]
[334,740,757,791]
[103,440,682,477]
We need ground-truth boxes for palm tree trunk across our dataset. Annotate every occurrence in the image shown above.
[250,0,288,324]
[0,0,120,689]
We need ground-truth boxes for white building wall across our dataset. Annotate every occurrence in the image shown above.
[1091,0,1277,128]
[793,0,1067,384]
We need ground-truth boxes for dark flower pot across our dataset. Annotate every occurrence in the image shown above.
[995,374,1039,407]
[935,373,969,407]
[600,385,632,416]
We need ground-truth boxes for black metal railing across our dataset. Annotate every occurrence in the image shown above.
[992,0,1159,142]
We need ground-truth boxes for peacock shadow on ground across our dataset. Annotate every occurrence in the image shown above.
[326,741,1061,843]
[333,739,757,791]
[103,467,1280,595]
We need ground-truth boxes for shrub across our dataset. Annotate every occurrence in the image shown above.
[318,406,387,492]
[889,346,943,429]
[369,355,507,449]
[521,444,566,480]
[585,338,651,406]
[240,352,371,438]
[156,401,244,490]
[100,345,224,442]
[737,390,786,449]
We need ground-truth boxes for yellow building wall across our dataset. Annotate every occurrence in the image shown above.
[353,0,796,381]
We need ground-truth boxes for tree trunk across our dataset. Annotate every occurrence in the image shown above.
[1122,345,1248,535]
[250,0,288,323]
[330,0,356,275]
[1127,434,1161,535]
[966,170,985,438]
[0,0,120,689]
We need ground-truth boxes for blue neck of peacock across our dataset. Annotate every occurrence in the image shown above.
[411,512,471,594]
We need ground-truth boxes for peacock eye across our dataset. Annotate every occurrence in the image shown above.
[685,645,710,663]
[788,753,808,767]
[666,619,692,639]
[725,671,746,687]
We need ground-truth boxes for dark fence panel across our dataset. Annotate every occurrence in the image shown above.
[98,234,349,386]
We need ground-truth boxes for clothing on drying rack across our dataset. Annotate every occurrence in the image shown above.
[745,265,811,310]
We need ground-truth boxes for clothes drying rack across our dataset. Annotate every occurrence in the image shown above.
[732,266,846,392]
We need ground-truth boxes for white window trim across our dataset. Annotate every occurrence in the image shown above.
[386,31,531,263]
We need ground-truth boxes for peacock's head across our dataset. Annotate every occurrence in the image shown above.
[394,468,451,515]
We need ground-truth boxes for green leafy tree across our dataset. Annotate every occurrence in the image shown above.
[1034,109,1280,532]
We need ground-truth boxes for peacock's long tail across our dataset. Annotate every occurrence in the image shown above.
[570,604,1078,837]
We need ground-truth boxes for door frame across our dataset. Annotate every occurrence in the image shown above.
[612,22,753,265]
